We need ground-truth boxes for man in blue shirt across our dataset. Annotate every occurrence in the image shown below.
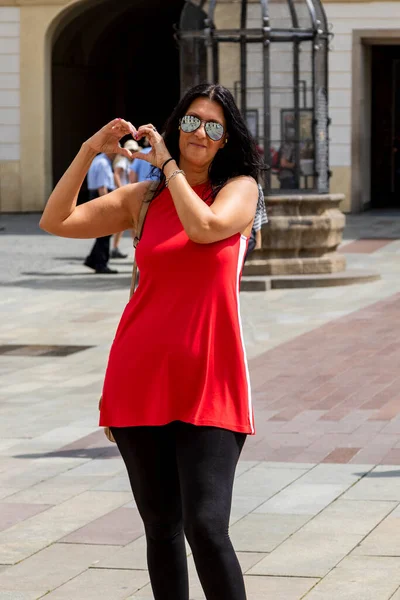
[129,141,160,183]
[84,153,118,274]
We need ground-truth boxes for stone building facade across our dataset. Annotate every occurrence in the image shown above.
[0,0,399,213]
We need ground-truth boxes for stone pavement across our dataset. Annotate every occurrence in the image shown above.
[1,211,400,598]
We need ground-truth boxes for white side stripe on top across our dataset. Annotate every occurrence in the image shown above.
[236,235,254,434]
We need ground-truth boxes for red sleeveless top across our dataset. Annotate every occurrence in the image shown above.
[99,182,255,434]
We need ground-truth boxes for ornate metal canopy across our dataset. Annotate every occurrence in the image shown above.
[176,0,331,194]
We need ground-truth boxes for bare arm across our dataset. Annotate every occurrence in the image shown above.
[114,167,123,188]
[40,172,148,239]
[40,119,147,239]
[129,169,138,184]
[96,186,108,197]
[164,160,258,244]
[280,156,295,170]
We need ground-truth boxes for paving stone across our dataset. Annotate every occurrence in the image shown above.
[304,499,397,536]
[96,535,148,570]
[303,555,400,599]
[92,474,132,492]
[0,458,89,491]
[248,530,363,577]
[230,513,310,552]
[0,543,115,595]
[234,460,260,477]
[249,461,316,470]
[342,467,400,501]
[61,506,144,545]
[0,503,51,533]
[230,495,267,522]
[254,482,349,516]
[1,475,108,505]
[233,464,309,499]
[237,551,268,573]
[296,463,372,485]
[0,489,18,501]
[0,491,132,564]
[243,575,319,599]
[0,592,43,600]
[41,567,149,599]
[352,504,400,556]
[61,457,125,478]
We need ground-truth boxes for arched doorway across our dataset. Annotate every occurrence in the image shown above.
[51,0,184,200]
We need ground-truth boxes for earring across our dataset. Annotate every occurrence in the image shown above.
[224,138,228,145]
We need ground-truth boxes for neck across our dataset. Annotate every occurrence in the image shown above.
[179,156,210,187]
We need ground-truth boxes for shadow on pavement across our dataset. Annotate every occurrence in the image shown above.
[0,275,132,292]
[356,469,400,478]
[14,446,120,460]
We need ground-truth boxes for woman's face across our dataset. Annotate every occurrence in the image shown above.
[179,97,227,168]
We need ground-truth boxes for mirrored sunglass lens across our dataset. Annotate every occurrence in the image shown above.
[181,116,200,132]
[205,122,224,140]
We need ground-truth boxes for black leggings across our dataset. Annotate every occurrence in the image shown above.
[111,421,247,600]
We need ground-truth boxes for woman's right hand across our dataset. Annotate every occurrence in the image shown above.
[83,118,137,158]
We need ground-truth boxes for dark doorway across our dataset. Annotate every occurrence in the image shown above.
[52,0,184,201]
[371,45,400,208]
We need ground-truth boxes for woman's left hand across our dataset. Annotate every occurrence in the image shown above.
[132,124,173,169]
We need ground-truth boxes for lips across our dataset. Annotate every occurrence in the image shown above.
[189,142,207,148]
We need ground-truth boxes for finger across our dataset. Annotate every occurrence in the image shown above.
[138,123,158,133]
[137,123,156,132]
[130,151,152,163]
[127,121,137,137]
[111,122,131,135]
[111,118,136,137]
[108,118,122,128]
[135,126,159,142]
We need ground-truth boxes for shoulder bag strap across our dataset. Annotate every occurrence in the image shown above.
[129,179,160,299]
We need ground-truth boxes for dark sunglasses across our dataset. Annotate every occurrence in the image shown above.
[180,115,225,141]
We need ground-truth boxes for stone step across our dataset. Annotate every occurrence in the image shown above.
[240,270,381,291]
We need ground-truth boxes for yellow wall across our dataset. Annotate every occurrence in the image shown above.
[330,167,351,212]
[0,161,20,211]
[0,0,85,212]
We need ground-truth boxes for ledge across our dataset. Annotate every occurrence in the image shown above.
[240,269,381,292]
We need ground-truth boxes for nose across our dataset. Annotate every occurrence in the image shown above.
[194,122,207,139]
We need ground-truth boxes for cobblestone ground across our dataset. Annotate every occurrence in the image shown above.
[1,211,400,599]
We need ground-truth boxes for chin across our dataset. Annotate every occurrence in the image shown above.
[184,148,210,166]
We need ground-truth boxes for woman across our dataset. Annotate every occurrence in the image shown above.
[40,83,261,600]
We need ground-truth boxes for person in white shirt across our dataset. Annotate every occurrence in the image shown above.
[111,139,139,258]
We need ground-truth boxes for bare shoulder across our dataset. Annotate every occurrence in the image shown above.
[121,180,155,230]
[215,176,259,203]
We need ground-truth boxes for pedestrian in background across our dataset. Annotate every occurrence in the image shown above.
[39,82,262,600]
[111,139,139,258]
[129,138,160,183]
[278,127,297,190]
[83,152,118,274]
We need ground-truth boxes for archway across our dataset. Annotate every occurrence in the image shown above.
[51,0,184,200]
